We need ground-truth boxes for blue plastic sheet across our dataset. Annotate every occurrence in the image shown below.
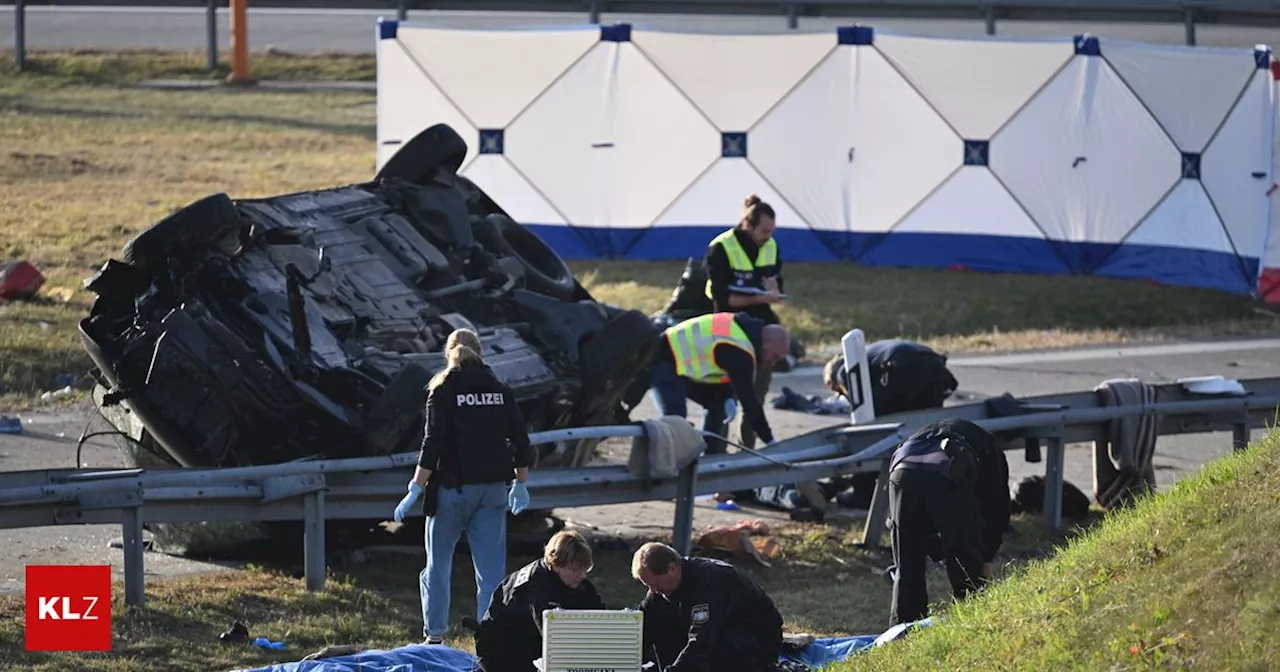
[237,643,480,672]
[239,619,936,672]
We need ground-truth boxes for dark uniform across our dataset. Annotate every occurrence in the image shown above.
[474,559,607,672]
[639,557,783,672]
[649,311,775,455]
[704,228,782,450]
[417,358,534,492]
[417,357,534,640]
[888,418,1011,625]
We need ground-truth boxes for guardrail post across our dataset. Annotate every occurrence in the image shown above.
[1184,9,1197,46]
[1042,436,1065,532]
[397,0,408,21]
[206,0,218,72]
[122,507,146,608]
[303,491,326,591]
[1232,420,1250,452]
[786,4,798,30]
[588,0,601,25]
[14,0,26,71]
[860,459,892,549]
[671,461,697,556]
[984,5,996,36]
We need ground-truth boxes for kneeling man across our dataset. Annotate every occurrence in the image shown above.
[632,542,783,671]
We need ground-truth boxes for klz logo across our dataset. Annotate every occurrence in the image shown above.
[25,565,112,651]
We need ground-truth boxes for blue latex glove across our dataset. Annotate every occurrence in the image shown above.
[723,398,737,424]
[394,481,424,523]
[508,482,530,515]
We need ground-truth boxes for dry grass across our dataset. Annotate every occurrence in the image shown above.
[2,49,1277,407]
[0,512,1091,670]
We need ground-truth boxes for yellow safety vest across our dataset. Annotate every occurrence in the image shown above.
[704,228,779,300]
[664,312,756,384]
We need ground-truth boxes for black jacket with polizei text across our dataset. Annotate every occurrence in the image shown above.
[416,359,533,486]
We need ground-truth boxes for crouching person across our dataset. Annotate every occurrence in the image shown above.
[633,542,783,671]
[474,530,606,672]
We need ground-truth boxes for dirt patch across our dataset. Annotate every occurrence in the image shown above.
[1,151,121,180]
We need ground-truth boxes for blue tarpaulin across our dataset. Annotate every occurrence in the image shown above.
[238,620,936,672]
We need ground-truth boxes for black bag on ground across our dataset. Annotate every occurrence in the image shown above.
[866,339,958,415]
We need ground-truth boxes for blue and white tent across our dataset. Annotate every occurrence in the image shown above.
[375,20,1278,299]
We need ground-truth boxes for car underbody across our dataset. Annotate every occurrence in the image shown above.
[80,124,661,477]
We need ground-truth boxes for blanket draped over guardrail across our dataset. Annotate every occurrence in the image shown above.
[627,416,706,486]
[1093,379,1159,508]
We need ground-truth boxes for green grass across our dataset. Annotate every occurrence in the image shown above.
[840,430,1280,671]
[1,49,1277,407]
[0,512,1092,670]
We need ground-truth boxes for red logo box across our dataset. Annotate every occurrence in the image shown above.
[25,565,112,652]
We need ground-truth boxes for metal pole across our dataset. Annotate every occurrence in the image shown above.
[304,490,326,591]
[1184,9,1196,47]
[14,0,26,71]
[1232,421,1250,452]
[984,5,997,36]
[228,0,252,84]
[1042,437,1065,531]
[122,507,146,608]
[397,0,408,21]
[787,4,798,30]
[206,0,218,72]
[588,0,601,24]
[671,462,697,556]
[860,459,892,548]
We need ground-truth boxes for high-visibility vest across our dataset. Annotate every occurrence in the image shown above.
[705,228,779,300]
[664,312,756,384]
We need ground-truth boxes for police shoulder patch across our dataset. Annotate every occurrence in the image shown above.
[513,562,536,587]
[691,603,710,625]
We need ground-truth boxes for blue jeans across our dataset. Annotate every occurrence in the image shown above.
[419,482,509,638]
[649,359,732,455]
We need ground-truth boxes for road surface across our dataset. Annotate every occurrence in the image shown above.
[2,5,1279,53]
[2,337,1278,592]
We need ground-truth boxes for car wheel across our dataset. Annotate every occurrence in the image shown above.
[375,123,469,184]
[579,309,662,399]
[473,213,577,300]
[122,193,242,271]
[363,362,433,455]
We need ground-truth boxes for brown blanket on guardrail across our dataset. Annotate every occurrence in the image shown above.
[1093,379,1158,509]
[628,416,706,487]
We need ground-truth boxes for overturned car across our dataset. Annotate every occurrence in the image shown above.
[80,124,661,475]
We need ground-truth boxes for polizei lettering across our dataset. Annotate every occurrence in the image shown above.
[457,392,505,407]
[565,669,619,672]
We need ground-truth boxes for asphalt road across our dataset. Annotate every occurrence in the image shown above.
[2,5,1279,53]
[2,338,1278,592]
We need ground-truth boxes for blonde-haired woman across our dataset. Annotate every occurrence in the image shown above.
[392,327,534,645]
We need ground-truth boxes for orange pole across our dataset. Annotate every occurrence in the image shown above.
[228,0,253,84]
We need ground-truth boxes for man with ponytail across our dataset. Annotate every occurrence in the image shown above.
[392,327,535,645]
[703,194,786,452]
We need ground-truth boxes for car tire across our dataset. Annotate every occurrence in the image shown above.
[375,123,469,184]
[363,362,434,456]
[122,193,242,271]
[473,213,577,301]
[579,309,662,398]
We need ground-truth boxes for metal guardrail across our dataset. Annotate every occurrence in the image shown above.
[10,0,1280,71]
[0,375,1277,608]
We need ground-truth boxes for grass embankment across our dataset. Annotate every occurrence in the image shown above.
[843,431,1280,671]
[0,513,1090,671]
[1,50,1276,406]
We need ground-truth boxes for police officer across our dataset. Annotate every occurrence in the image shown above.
[887,418,1011,626]
[704,194,784,451]
[648,311,790,455]
[633,542,784,671]
[392,327,534,645]
[473,530,607,671]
